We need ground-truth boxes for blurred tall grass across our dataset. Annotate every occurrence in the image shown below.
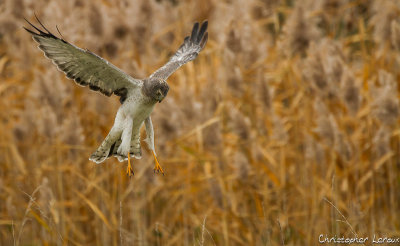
[0,0,399,245]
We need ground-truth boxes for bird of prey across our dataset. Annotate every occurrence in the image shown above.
[24,16,208,177]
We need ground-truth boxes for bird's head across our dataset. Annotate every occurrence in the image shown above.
[154,81,169,103]
[142,78,170,103]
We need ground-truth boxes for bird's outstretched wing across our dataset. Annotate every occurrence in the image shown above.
[150,20,208,80]
[24,16,141,103]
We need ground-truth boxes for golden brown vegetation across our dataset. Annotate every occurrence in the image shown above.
[0,0,399,245]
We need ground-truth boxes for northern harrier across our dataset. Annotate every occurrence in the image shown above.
[24,16,208,176]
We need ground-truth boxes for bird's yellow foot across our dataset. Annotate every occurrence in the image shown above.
[126,154,134,178]
[152,151,164,175]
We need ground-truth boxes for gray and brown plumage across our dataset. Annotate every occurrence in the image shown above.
[24,16,208,176]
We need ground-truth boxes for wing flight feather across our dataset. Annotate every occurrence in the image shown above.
[150,20,208,80]
[24,16,141,101]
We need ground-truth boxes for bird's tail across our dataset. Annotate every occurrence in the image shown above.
[89,141,112,164]
[110,138,142,162]
[89,133,142,163]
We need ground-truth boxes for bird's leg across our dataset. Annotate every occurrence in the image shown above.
[126,154,134,177]
[152,151,164,175]
[118,117,133,177]
[144,117,164,175]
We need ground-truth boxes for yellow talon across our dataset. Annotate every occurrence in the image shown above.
[153,151,164,175]
[126,154,134,177]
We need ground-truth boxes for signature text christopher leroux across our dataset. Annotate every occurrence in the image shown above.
[319,234,400,244]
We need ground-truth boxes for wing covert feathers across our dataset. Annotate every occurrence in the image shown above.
[150,20,208,80]
[24,16,140,102]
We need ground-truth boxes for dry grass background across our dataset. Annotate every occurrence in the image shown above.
[0,0,399,245]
